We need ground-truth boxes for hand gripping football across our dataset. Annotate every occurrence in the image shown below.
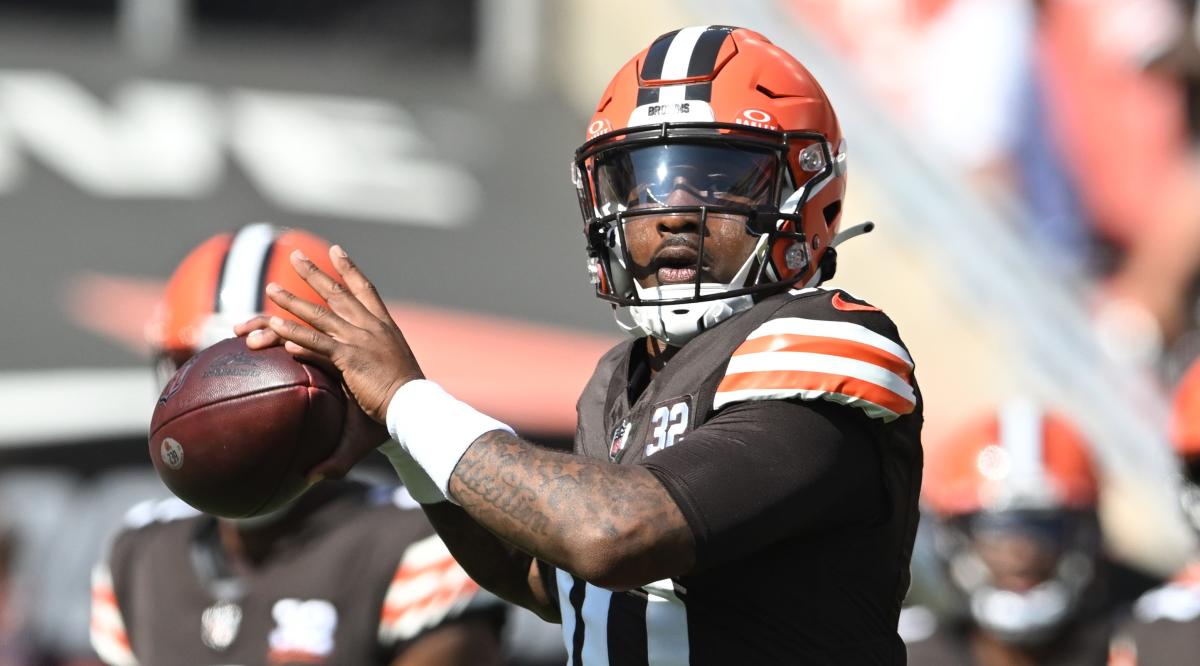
[149,336,345,518]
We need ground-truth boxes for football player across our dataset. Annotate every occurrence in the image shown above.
[244,26,923,663]
[90,224,504,666]
[906,400,1113,665]
[1109,359,1200,665]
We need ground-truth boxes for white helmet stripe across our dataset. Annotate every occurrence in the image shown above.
[661,26,708,80]
[999,398,1046,498]
[217,222,278,317]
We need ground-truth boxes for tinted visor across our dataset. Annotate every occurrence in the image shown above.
[592,143,778,214]
[959,509,1091,552]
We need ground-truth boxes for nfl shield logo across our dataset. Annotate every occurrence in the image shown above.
[609,420,630,462]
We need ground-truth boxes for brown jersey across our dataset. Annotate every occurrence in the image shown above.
[1109,562,1200,666]
[543,288,924,665]
[90,480,502,666]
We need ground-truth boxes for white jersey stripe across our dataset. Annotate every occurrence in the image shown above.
[713,386,902,421]
[645,582,690,666]
[724,351,916,404]
[580,584,613,664]
[555,570,577,666]
[217,221,277,316]
[746,317,914,368]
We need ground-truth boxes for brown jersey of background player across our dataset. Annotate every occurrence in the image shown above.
[91,481,503,666]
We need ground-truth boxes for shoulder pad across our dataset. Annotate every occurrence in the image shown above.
[121,496,200,530]
[715,288,916,421]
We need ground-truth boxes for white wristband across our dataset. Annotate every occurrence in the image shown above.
[385,379,514,504]
[377,439,446,505]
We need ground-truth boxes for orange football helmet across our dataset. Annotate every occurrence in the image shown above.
[573,26,849,344]
[923,400,1102,645]
[924,400,1100,516]
[145,223,337,387]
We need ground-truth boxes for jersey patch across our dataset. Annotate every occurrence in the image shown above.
[713,316,916,421]
[378,534,481,643]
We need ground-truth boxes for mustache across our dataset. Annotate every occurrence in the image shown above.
[652,235,701,259]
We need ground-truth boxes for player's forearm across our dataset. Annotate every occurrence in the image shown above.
[421,501,559,621]
[448,430,695,590]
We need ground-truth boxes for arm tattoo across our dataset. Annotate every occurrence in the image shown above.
[449,430,695,586]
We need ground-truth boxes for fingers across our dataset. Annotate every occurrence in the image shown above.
[288,250,375,323]
[245,328,282,350]
[267,315,338,356]
[234,315,284,350]
[233,315,272,337]
[329,245,391,322]
[266,282,349,336]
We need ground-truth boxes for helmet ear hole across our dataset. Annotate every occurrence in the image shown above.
[822,200,842,227]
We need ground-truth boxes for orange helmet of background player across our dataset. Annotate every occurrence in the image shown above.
[1171,359,1200,459]
[923,399,1099,517]
[146,223,337,380]
[573,26,849,344]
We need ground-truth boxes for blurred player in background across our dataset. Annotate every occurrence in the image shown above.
[1109,359,1200,664]
[90,223,504,666]
[905,400,1114,665]
[243,26,923,664]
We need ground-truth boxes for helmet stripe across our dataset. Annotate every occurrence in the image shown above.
[686,26,733,77]
[636,87,659,106]
[684,82,712,101]
[637,26,729,107]
[640,29,680,81]
[999,398,1048,500]
[659,26,707,80]
[216,222,279,317]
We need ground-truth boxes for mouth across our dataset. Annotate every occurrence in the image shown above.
[653,246,701,285]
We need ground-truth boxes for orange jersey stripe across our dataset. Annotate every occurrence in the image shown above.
[390,557,458,584]
[92,585,118,606]
[89,618,131,649]
[731,334,913,380]
[381,579,480,624]
[717,369,914,415]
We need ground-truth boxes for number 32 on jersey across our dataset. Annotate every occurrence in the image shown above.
[646,398,691,456]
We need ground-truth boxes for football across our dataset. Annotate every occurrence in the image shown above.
[149,336,345,518]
